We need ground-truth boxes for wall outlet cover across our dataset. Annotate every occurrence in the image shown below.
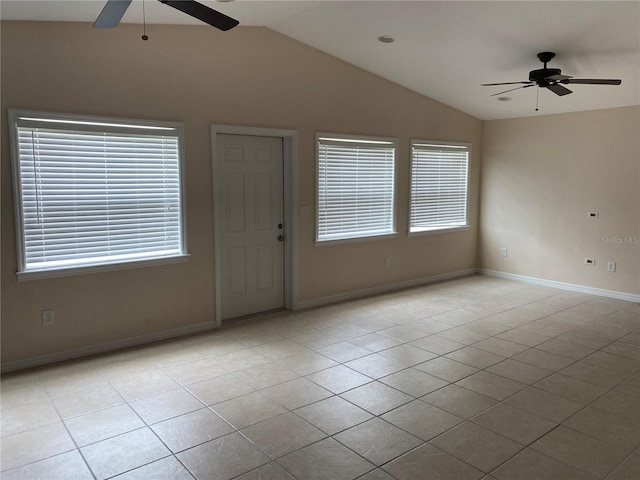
[42,310,55,326]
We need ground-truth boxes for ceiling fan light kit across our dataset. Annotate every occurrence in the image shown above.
[482,51,622,98]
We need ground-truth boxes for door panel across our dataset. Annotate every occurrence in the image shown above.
[256,243,274,291]
[227,247,247,297]
[255,175,273,231]
[217,134,284,320]
[225,174,246,233]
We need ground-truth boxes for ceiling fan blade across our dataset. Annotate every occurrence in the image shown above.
[546,84,572,96]
[481,82,532,86]
[546,74,572,81]
[159,0,239,31]
[564,79,622,85]
[94,0,132,28]
[490,84,535,96]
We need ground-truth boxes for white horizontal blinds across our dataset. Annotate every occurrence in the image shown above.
[15,118,183,271]
[410,143,469,231]
[317,137,395,241]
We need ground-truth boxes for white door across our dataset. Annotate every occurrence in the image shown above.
[216,134,285,320]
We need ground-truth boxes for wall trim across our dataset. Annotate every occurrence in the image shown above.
[295,268,477,310]
[478,269,640,303]
[3,269,475,373]
[1,320,217,374]
[13,267,633,372]
[210,124,299,326]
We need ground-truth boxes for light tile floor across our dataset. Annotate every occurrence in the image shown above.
[1,275,639,479]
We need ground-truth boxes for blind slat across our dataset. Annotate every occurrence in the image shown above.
[13,114,184,272]
[410,143,469,231]
[317,136,396,242]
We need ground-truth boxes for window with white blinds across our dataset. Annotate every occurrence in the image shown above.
[317,135,396,242]
[9,110,186,278]
[410,141,470,233]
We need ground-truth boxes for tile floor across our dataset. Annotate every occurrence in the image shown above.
[1,275,639,480]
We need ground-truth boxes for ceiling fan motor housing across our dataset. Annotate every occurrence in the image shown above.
[481,50,621,98]
[529,68,561,84]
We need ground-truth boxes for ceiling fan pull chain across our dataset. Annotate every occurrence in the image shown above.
[481,51,621,102]
[93,0,238,31]
[141,0,149,40]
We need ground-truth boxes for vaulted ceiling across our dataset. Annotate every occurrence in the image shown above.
[2,1,639,120]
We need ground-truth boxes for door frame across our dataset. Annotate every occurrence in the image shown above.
[211,125,298,327]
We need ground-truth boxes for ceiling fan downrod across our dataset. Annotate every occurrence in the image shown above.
[481,51,622,99]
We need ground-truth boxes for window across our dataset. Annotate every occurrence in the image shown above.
[9,110,186,279]
[317,134,396,242]
[410,141,470,233]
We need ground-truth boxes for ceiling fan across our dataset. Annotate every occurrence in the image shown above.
[94,0,239,31]
[482,52,622,97]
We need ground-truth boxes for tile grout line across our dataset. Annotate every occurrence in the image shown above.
[1,278,637,480]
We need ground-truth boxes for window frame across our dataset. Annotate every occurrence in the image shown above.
[315,132,398,245]
[8,109,189,280]
[408,139,471,235]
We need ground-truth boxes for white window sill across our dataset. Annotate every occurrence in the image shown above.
[17,254,190,281]
[315,233,398,247]
[408,225,470,236]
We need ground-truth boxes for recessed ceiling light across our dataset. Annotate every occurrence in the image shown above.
[497,96,512,102]
[377,35,395,44]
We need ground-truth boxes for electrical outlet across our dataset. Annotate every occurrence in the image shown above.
[607,261,616,272]
[42,309,55,326]
[584,258,595,266]
[384,257,391,268]
[501,248,508,257]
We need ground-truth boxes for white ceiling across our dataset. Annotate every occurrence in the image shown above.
[2,0,639,120]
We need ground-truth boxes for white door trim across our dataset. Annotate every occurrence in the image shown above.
[211,125,298,327]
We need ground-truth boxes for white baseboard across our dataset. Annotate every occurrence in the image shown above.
[2,270,476,373]
[478,269,640,303]
[11,267,631,373]
[295,268,477,310]
[1,320,218,374]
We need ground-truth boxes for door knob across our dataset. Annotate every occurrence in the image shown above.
[278,223,283,229]
[278,235,285,242]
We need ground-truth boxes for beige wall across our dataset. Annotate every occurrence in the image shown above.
[479,106,640,295]
[1,22,482,364]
